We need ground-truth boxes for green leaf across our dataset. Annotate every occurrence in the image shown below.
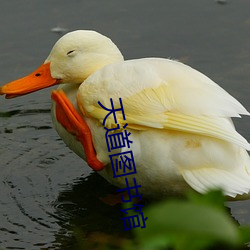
[187,189,226,209]
[239,226,250,243]
[135,200,241,250]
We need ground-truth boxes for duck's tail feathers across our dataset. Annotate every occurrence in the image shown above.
[181,152,250,198]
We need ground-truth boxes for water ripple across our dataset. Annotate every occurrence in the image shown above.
[0,109,51,117]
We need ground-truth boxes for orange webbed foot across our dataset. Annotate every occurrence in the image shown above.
[51,89,105,171]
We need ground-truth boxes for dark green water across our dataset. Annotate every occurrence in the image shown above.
[1,0,250,249]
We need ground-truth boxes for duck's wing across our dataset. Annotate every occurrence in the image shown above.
[78,58,250,150]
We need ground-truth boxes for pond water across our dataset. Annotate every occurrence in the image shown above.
[1,0,250,249]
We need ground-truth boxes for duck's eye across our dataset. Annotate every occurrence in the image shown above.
[67,50,76,56]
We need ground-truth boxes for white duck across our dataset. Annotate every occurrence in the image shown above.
[1,30,250,199]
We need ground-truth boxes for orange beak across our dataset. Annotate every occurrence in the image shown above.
[0,62,61,98]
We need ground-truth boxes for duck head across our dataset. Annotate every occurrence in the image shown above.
[0,30,124,98]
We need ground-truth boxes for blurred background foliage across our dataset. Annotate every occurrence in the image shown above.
[72,190,250,250]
